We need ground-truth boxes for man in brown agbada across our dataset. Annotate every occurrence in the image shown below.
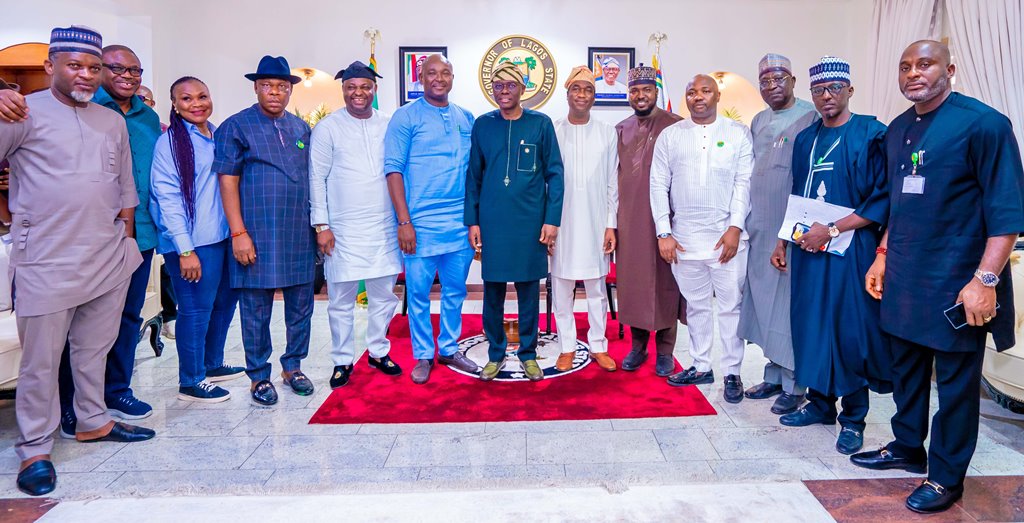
[614,64,685,376]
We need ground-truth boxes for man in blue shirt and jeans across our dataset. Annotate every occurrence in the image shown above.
[384,54,480,384]
[57,44,161,430]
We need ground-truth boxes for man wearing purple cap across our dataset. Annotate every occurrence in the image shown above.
[776,56,890,457]
[738,53,818,415]
[215,55,317,406]
[0,25,155,497]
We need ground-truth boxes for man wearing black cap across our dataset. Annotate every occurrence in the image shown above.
[214,55,317,406]
[310,61,403,389]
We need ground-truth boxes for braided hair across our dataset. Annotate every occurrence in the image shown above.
[167,76,206,230]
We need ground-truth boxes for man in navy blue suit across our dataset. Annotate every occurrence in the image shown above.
[852,40,1024,514]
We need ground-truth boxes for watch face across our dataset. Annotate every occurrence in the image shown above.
[983,273,999,286]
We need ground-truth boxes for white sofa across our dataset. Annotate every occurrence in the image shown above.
[0,256,165,395]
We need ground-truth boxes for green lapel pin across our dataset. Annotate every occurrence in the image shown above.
[296,139,305,150]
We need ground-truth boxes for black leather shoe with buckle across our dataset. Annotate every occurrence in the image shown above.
[906,480,963,514]
[850,446,927,473]
[251,379,279,406]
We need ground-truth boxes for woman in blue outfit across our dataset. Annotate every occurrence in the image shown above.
[151,76,244,403]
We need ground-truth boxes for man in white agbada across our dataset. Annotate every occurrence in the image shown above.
[551,66,619,373]
[651,74,753,404]
[310,61,403,389]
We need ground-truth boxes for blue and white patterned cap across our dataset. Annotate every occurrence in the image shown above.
[808,56,850,86]
[49,25,102,58]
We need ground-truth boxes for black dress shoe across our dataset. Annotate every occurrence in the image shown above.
[744,382,782,400]
[667,367,714,387]
[251,379,279,406]
[836,427,864,455]
[282,370,314,396]
[621,348,648,371]
[330,365,353,389]
[81,422,156,443]
[770,393,804,415]
[779,407,836,427]
[368,354,403,376]
[849,446,927,473]
[906,480,963,514]
[16,460,56,496]
[654,354,675,377]
[723,374,744,403]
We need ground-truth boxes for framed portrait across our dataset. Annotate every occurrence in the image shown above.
[399,46,447,106]
[587,47,635,106]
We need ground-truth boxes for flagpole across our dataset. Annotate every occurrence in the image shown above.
[649,31,670,113]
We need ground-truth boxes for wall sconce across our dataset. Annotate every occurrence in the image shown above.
[713,72,726,88]
[302,69,314,88]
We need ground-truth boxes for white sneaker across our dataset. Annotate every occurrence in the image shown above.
[162,321,176,340]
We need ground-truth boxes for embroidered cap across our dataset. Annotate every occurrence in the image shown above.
[809,56,851,86]
[628,64,657,87]
[48,25,102,58]
[758,53,792,76]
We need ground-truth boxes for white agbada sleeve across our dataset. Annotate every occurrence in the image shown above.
[308,121,334,226]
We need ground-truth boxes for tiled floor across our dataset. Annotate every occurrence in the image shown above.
[2,297,1023,521]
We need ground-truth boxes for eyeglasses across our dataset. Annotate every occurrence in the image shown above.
[758,75,790,89]
[810,83,848,97]
[103,63,144,77]
[492,82,519,93]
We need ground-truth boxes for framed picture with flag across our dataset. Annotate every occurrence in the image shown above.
[399,46,447,106]
[588,47,634,106]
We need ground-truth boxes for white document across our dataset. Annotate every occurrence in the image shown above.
[777,195,855,256]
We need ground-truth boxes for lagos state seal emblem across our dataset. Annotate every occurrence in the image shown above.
[478,34,558,110]
[447,332,591,382]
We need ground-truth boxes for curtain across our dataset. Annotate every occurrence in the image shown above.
[866,0,942,123]
[945,0,1024,153]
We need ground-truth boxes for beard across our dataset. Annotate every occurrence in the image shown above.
[69,89,94,103]
[903,74,949,103]
[632,104,655,117]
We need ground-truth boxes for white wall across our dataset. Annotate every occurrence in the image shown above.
[0,1,153,93]
[131,0,875,125]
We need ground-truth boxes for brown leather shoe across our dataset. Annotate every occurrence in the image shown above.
[556,352,574,371]
[591,352,617,371]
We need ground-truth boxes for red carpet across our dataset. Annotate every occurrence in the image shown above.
[310,313,717,424]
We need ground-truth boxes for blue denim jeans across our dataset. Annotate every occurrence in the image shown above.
[404,248,474,360]
[164,240,239,387]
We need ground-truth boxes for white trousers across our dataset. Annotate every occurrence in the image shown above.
[327,274,399,366]
[551,275,609,354]
[670,250,748,375]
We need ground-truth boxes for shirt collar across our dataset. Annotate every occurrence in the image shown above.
[184,120,217,139]
[93,85,147,117]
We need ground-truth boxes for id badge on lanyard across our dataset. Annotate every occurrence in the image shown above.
[902,150,925,195]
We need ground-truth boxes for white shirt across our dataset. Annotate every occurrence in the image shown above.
[650,117,753,260]
[595,80,627,94]
[309,109,402,282]
[551,117,619,280]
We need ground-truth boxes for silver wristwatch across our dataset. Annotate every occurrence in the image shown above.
[657,233,671,239]
[827,222,840,238]
[974,269,999,287]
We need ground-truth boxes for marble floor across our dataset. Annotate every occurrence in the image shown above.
[1,296,1023,521]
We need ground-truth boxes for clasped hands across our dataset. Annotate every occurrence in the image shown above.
[659,226,741,264]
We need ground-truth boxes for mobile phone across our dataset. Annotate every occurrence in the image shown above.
[791,222,828,252]
[944,301,1000,330]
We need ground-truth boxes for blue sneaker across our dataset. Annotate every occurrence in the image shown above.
[59,409,76,439]
[106,394,153,420]
[205,365,246,383]
[178,382,231,403]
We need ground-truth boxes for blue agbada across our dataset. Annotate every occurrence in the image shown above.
[212,105,316,289]
[790,115,892,396]
[465,109,564,282]
[881,93,1024,352]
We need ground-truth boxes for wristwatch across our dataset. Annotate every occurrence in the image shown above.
[181,250,193,257]
[827,222,841,238]
[657,233,671,239]
[314,224,330,233]
[975,269,1000,287]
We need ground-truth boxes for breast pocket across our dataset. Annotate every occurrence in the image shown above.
[517,142,538,172]
[94,139,120,182]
